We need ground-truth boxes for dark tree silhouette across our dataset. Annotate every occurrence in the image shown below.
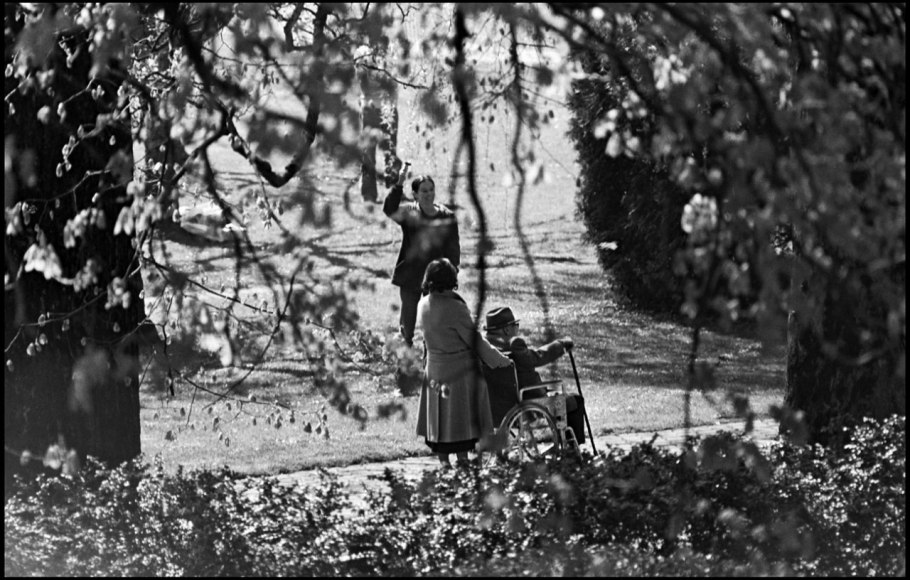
[5,5,144,491]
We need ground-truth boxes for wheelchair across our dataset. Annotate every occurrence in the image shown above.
[483,363,582,462]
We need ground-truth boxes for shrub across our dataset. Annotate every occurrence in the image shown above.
[768,415,906,576]
[5,417,904,576]
[5,458,252,576]
[4,456,351,577]
[566,39,767,321]
[567,48,689,314]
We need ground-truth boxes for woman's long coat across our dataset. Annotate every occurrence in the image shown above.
[415,291,511,444]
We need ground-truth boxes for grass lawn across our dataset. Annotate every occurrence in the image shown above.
[137,84,786,475]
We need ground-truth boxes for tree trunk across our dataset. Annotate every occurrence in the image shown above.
[359,69,399,202]
[785,265,905,446]
[5,13,143,493]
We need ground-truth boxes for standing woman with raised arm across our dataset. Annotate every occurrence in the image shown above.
[383,163,460,346]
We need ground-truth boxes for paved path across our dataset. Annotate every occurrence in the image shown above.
[262,419,781,506]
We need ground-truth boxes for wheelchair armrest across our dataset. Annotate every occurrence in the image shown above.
[518,380,564,398]
[531,380,562,386]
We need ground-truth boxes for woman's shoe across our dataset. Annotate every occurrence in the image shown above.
[456,457,479,470]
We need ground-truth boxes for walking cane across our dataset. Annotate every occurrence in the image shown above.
[567,348,598,455]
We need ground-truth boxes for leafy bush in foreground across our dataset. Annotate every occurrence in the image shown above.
[5,416,904,576]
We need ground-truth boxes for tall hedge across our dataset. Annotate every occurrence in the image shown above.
[566,51,689,314]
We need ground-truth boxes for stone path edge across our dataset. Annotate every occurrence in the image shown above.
[264,418,781,498]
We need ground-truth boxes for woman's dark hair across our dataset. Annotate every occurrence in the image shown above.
[421,258,458,294]
[411,175,435,194]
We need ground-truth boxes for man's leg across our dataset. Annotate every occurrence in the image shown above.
[399,287,420,346]
[567,395,585,444]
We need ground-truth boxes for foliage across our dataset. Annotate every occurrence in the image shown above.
[3,23,904,578]
[6,1,577,470]
[7,416,904,576]
[549,3,906,439]
[3,2,453,468]
[557,3,905,332]
[5,2,147,476]
[767,415,906,576]
[567,48,689,314]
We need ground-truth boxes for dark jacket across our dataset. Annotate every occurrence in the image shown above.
[486,334,566,392]
[383,185,460,289]
[483,333,585,444]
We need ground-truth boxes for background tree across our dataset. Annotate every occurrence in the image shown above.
[4,3,501,484]
[4,3,341,488]
[5,3,145,489]
[352,4,401,203]
[530,3,905,443]
[5,2,904,494]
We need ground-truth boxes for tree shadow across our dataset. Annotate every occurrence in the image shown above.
[470,264,786,396]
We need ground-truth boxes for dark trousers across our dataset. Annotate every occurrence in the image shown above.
[399,286,421,346]
[566,395,586,444]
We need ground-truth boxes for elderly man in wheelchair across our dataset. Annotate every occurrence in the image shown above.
[481,306,588,460]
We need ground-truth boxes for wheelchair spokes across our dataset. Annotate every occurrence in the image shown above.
[498,402,563,462]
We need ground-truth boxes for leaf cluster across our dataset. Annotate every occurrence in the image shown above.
[562,3,904,351]
[6,416,904,576]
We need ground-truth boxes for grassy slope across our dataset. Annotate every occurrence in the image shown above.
[138,84,785,475]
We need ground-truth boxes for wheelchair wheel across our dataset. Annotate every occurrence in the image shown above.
[497,402,563,462]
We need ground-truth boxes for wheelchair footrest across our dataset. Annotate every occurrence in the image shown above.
[563,427,582,459]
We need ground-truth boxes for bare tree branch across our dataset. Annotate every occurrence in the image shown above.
[508,20,554,339]
[283,3,306,51]
[227,4,331,188]
[453,8,488,340]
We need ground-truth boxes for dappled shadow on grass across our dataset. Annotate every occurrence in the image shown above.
[461,261,786,399]
[159,213,400,284]
[135,120,789,471]
[212,168,266,191]
[565,318,785,397]
[138,333,220,396]
[298,235,392,280]
[139,371,424,475]
[152,219,235,249]
[140,349,324,401]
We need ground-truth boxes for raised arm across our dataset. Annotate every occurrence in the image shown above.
[382,184,405,223]
[509,337,566,368]
[383,162,411,223]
